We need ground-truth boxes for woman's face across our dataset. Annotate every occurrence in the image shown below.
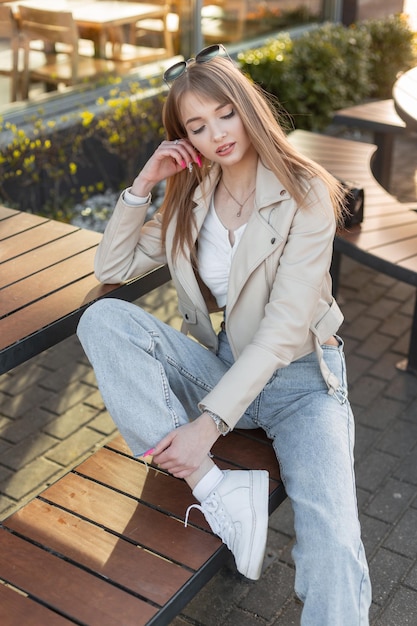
[179,91,255,166]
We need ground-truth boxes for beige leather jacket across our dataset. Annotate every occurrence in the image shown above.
[95,159,344,429]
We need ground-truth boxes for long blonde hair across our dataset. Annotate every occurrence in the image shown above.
[161,56,345,259]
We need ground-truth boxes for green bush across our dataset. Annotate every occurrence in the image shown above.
[356,13,416,98]
[238,15,416,131]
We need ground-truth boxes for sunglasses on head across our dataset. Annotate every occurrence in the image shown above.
[163,43,230,85]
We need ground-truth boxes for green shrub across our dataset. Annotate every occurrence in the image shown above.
[238,15,416,131]
[356,13,416,98]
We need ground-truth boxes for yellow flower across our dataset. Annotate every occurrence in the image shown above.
[80,111,95,126]
[69,162,77,175]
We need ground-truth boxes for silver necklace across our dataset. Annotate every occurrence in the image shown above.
[222,179,255,217]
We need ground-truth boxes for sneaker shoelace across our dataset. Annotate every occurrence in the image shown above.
[184,493,235,551]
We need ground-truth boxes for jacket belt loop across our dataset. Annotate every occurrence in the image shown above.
[313,337,347,405]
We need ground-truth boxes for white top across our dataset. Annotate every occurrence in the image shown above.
[122,188,247,308]
[198,198,247,307]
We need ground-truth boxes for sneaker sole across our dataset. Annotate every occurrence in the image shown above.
[239,470,269,580]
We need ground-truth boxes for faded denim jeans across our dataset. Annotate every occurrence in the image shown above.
[77,298,371,626]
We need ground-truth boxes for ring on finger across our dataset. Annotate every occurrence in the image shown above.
[174,139,180,144]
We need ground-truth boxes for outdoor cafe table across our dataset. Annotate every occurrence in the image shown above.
[393,66,417,132]
[10,0,167,58]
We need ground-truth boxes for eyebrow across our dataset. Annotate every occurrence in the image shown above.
[184,102,230,126]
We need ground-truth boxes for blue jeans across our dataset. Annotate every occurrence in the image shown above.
[77,298,371,625]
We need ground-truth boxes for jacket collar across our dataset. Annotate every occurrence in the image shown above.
[192,159,290,225]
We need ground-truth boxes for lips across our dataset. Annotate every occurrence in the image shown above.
[216,142,235,155]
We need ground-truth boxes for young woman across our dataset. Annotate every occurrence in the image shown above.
[77,45,371,625]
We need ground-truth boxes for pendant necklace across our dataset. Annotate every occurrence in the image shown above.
[221,178,255,217]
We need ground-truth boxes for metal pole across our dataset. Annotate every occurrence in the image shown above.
[193,0,203,54]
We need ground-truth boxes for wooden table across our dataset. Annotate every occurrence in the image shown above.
[71,0,168,58]
[393,66,417,131]
[10,0,167,58]
[0,205,170,376]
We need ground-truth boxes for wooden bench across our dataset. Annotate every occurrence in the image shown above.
[0,205,285,625]
[332,99,407,190]
[289,129,417,375]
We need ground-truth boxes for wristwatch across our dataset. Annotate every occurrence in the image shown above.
[205,409,230,436]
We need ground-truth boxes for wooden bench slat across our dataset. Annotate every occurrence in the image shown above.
[342,221,417,251]
[0,530,158,626]
[0,212,49,242]
[75,446,203,523]
[0,583,74,626]
[0,228,101,289]
[0,274,102,350]
[39,472,221,570]
[4,498,193,607]
[0,247,98,317]
[0,219,79,263]
[0,206,19,220]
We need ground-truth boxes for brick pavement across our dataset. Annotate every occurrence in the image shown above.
[1,133,417,624]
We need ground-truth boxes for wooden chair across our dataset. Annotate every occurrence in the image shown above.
[0,5,23,101]
[131,0,246,55]
[18,6,131,99]
[102,1,176,62]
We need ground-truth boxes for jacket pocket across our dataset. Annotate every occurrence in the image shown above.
[178,299,198,325]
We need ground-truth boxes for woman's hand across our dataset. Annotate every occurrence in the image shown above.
[152,413,219,479]
[130,139,201,198]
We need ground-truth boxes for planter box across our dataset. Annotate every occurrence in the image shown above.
[0,76,164,215]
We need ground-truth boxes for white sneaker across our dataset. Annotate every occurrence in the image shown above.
[185,469,269,580]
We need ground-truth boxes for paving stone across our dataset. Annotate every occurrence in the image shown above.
[240,560,295,621]
[355,449,398,493]
[369,548,411,606]
[366,297,403,321]
[359,514,391,557]
[44,427,106,466]
[355,332,395,361]
[0,363,49,394]
[1,386,52,419]
[40,361,92,393]
[354,396,404,431]
[0,432,58,471]
[383,509,417,558]
[348,376,388,409]
[180,564,248,625]
[43,403,100,439]
[83,389,106,410]
[271,596,303,626]
[0,493,15,516]
[385,373,417,404]
[41,380,98,415]
[0,457,61,500]
[369,351,409,381]
[376,420,417,457]
[364,478,416,523]
[380,312,413,340]
[405,562,417,590]
[377,587,417,625]
[343,315,382,342]
[394,446,417,485]
[268,498,295,536]
[0,407,56,444]
[354,423,381,457]
[87,411,118,436]
[346,353,373,384]
[402,398,417,424]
